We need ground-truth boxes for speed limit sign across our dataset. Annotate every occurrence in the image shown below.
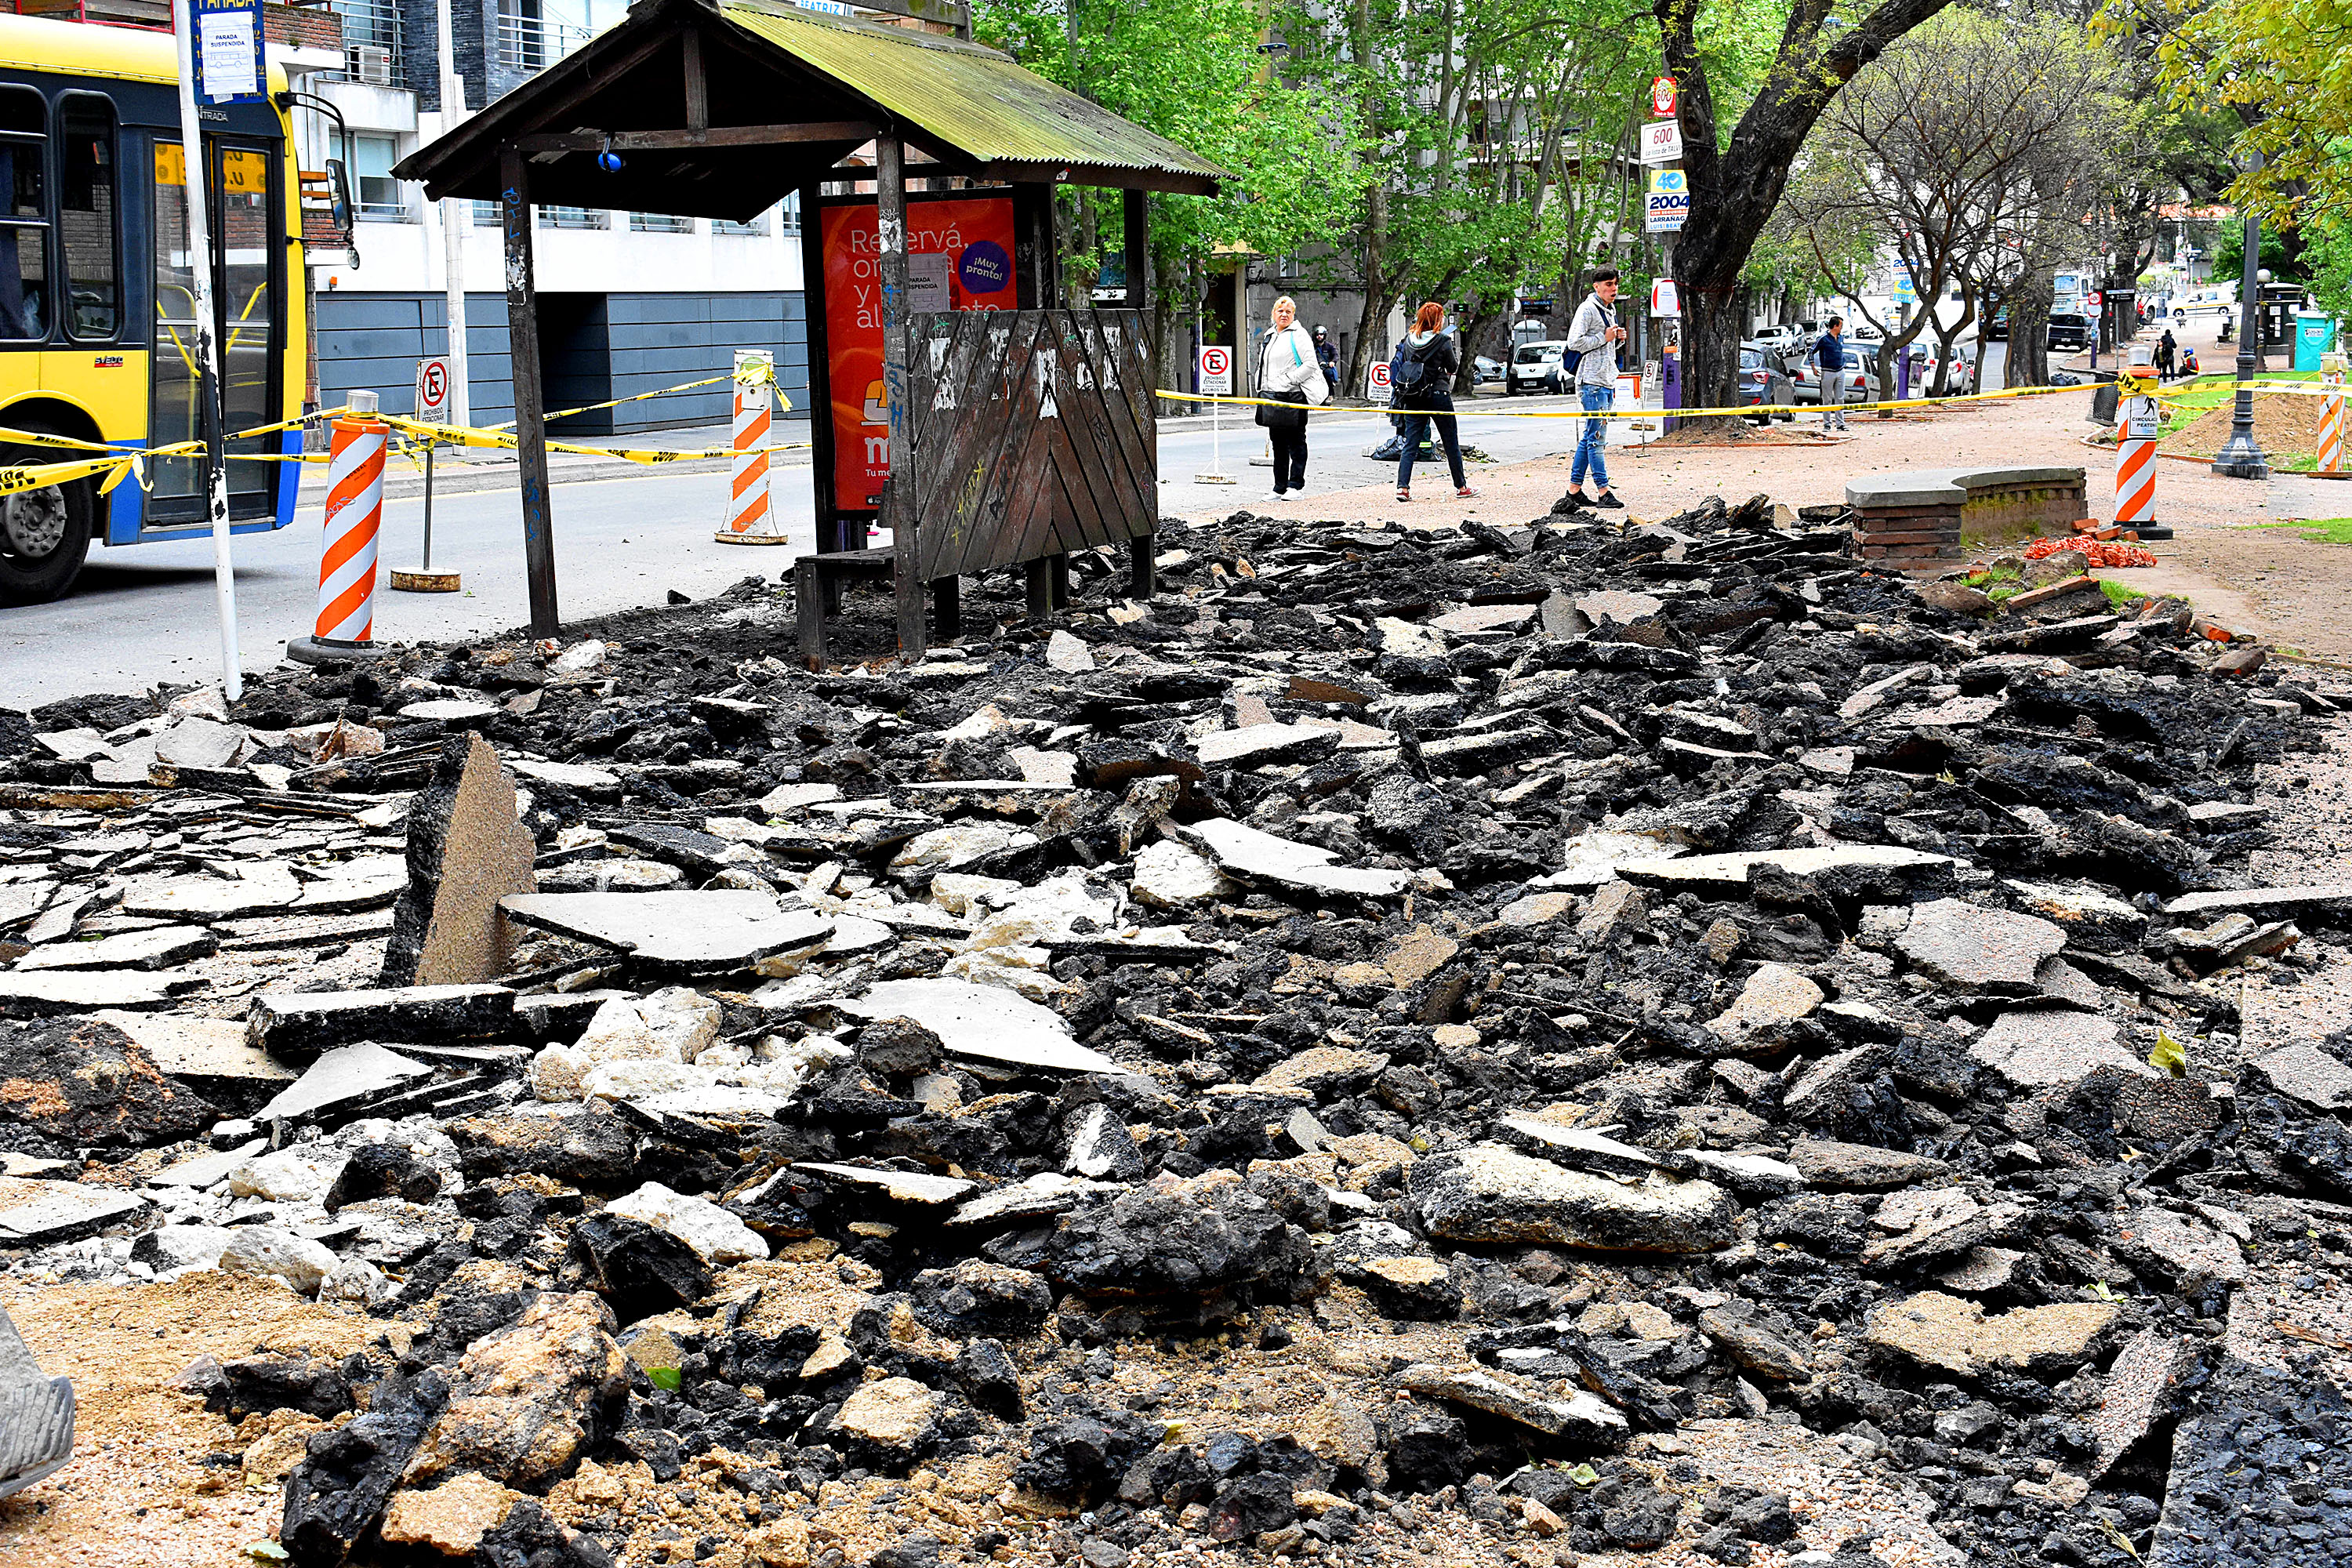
[1197,343,1232,394]
[415,357,450,419]
[1366,360,1392,405]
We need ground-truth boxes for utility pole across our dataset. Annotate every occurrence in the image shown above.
[434,0,470,427]
[172,0,244,702]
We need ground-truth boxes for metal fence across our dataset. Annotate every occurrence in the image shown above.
[497,8,591,72]
[329,0,405,86]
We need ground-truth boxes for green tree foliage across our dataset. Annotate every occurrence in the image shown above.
[2208,216,2296,284]
[972,0,1369,350]
[2114,0,2352,225]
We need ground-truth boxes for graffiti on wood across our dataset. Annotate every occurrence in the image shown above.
[891,308,1156,583]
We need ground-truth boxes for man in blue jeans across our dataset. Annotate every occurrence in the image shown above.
[1561,267,1628,510]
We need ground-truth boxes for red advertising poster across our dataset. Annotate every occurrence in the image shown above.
[820,195,1018,512]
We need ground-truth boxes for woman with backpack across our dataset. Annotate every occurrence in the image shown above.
[1393,301,1477,502]
[1255,296,1327,501]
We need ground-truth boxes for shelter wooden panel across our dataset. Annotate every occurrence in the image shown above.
[894,308,1156,583]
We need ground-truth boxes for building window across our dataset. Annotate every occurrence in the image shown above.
[780,191,800,235]
[713,212,766,238]
[473,200,499,227]
[630,212,692,234]
[331,0,405,86]
[344,132,407,219]
[537,206,607,230]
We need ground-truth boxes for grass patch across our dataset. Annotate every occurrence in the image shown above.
[1966,562,2024,587]
[2097,579,2145,609]
[2248,517,2352,545]
[1986,585,2020,604]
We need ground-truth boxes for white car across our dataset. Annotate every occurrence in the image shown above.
[1507,341,1570,395]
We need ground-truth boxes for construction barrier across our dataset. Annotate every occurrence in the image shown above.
[2114,359,2161,534]
[716,349,783,546]
[286,393,394,664]
[2321,354,2347,477]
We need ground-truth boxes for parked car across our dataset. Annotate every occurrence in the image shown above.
[1789,344,1878,405]
[1472,354,1505,386]
[2046,313,2091,350]
[1737,343,1795,423]
[1507,340,1568,395]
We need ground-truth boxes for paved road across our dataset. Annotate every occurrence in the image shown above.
[0,391,1656,707]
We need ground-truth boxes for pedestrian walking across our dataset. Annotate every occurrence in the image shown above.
[2157,328,2178,379]
[1312,325,1339,395]
[1812,316,1850,431]
[1392,301,1476,502]
[1254,296,1327,502]
[1561,267,1627,510]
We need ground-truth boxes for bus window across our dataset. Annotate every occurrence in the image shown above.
[59,97,116,340]
[150,140,278,515]
[217,146,272,510]
[151,138,200,507]
[0,86,49,342]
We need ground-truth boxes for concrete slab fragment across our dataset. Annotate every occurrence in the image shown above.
[498,891,832,974]
[844,978,1125,1076]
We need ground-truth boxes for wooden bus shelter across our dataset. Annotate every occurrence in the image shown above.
[394,0,1225,654]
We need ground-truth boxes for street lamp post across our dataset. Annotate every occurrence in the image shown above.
[2213,151,2269,478]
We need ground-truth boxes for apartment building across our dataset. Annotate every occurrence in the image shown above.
[298,0,811,430]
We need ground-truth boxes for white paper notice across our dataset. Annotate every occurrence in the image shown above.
[909,252,951,313]
[198,9,260,102]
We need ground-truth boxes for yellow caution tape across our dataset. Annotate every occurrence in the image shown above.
[379,412,810,466]
[1157,377,2118,422]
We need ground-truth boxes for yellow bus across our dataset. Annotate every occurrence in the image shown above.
[0,13,306,603]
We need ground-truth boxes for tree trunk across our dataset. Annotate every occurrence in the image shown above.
[2005,267,2054,388]
[1343,0,1386,395]
[1655,0,1961,421]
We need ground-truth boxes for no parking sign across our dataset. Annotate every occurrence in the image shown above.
[415,357,451,419]
[1197,343,1232,395]
[1367,360,1393,405]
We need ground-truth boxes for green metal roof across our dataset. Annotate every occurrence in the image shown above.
[718,1,1228,191]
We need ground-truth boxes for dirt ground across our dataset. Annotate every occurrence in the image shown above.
[2164,389,2325,462]
[1182,383,2352,662]
[0,1273,378,1568]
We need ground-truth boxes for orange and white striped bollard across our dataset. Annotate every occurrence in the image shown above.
[715,348,784,545]
[2318,353,2345,477]
[287,390,397,663]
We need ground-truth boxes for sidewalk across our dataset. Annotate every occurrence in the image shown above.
[306,387,1592,503]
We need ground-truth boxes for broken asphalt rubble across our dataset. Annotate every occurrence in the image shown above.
[0,487,2349,1568]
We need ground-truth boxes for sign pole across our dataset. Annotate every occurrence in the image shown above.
[174,0,247,702]
[434,0,470,428]
[1194,343,1235,484]
[390,356,460,592]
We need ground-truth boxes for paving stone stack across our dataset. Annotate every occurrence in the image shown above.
[0,488,2346,1568]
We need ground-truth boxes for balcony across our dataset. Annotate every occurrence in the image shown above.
[327,0,405,87]
[497,10,591,73]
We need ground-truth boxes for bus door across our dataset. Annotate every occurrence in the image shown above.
[150,136,278,528]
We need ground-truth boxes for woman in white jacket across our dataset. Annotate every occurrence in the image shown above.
[1257,296,1328,501]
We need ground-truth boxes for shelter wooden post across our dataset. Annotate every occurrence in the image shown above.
[877,134,927,658]
[1121,187,1156,601]
[499,147,559,637]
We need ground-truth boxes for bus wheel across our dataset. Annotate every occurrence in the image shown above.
[0,453,93,605]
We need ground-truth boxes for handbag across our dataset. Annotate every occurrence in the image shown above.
[1254,387,1308,430]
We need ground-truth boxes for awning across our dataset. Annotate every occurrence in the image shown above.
[395,0,1228,220]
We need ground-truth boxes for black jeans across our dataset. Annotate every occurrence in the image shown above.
[1269,422,1308,492]
[1397,394,1466,490]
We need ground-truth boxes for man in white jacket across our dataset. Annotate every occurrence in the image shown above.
[1561,268,1628,510]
